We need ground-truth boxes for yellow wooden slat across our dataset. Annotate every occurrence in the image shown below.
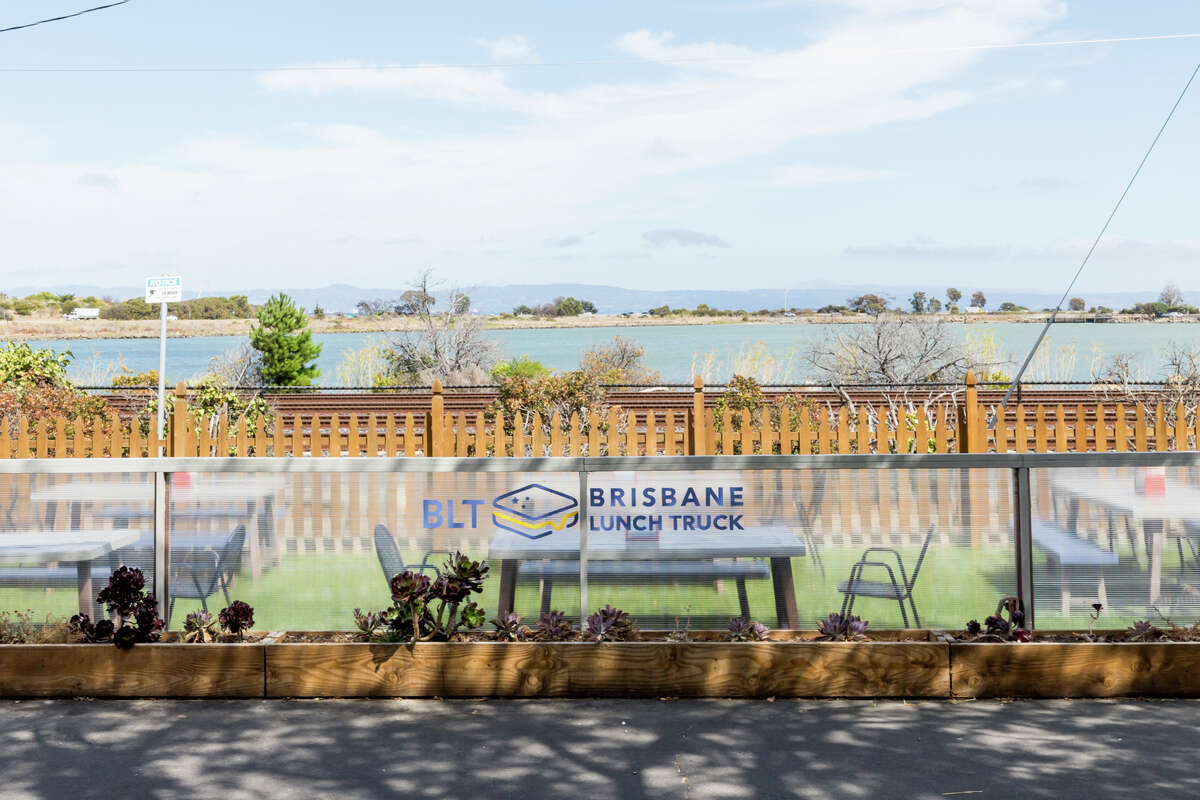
[569,412,582,456]
[566,412,580,455]
[527,412,541,457]
[1135,405,1148,452]
[366,413,379,457]
[1176,402,1189,451]
[836,407,850,454]
[514,413,527,458]
[607,408,620,456]
[933,405,947,453]
[1115,404,1128,453]
[626,411,638,456]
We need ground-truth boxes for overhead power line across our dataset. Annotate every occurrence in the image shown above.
[0,30,1197,72]
[999,55,1200,413]
[0,0,130,34]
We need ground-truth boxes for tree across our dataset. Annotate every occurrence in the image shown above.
[579,336,660,384]
[970,291,987,309]
[1068,297,1085,312]
[1160,283,1184,307]
[580,300,597,314]
[847,294,890,316]
[804,316,1003,384]
[909,291,927,314]
[998,302,1029,312]
[946,287,961,309]
[380,269,498,385]
[398,289,435,316]
[249,293,322,385]
[312,304,325,319]
[928,298,942,314]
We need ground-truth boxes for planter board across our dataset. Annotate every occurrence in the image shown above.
[951,642,1200,698]
[265,641,951,698]
[0,644,264,698]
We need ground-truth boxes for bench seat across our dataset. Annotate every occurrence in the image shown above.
[515,558,771,616]
[1032,520,1119,566]
[1031,519,1116,615]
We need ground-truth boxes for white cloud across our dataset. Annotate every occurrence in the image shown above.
[473,34,537,62]
[770,163,898,186]
[2,1,1072,286]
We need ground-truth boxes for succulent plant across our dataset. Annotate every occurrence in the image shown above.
[75,567,165,648]
[816,612,869,641]
[367,553,493,643]
[965,597,1030,642]
[536,610,574,641]
[218,601,255,640]
[96,566,147,621]
[490,612,528,642]
[586,605,636,642]
[68,614,114,643]
[727,617,770,642]
[352,608,382,641]
[1129,620,1158,641]
[182,610,218,643]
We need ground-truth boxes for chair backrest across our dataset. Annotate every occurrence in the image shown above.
[907,524,935,589]
[374,524,406,586]
[218,525,247,582]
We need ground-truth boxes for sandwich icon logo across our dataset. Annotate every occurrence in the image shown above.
[492,484,579,539]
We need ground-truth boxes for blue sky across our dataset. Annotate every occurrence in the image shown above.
[2,0,1200,296]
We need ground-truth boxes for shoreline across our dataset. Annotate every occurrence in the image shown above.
[0,312,1192,341]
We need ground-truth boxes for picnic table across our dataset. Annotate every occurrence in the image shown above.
[30,475,287,576]
[0,529,142,616]
[489,525,808,627]
[1049,473,1200,605]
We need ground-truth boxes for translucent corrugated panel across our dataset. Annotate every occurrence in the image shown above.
[584,468,1015,630]
[165,470,582,630]
[0,471,155,626]
[1031,465,1200,629]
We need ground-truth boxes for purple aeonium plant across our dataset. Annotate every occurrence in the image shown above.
[218,601,255,640]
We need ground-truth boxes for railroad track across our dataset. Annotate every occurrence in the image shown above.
[98,387,1190,420]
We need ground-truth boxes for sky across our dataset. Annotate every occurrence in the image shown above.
[2,0,1200,296]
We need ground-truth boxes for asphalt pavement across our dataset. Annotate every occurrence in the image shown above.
[0,698,1194,799]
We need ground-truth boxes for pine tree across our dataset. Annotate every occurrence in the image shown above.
[249,293,322,385]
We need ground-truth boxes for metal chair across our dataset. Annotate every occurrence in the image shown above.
[167,525,246,626]
[837,524,934,628]
[373,524,445,588]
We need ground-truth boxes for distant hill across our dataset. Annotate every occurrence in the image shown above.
[2,281,1180,315]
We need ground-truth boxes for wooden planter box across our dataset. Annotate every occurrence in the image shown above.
[951,641,1200,698]
[265,639,951,698]
[0,642,265,698]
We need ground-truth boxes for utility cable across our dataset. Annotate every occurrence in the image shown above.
[998,55,1200,415]
[0,0,130,34]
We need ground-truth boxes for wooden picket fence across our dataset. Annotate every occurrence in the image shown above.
[1,374,1198,458]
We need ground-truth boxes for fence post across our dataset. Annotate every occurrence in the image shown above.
[1013,466,1035,627]
[429,380,444,457]
[691,376,707,455]
[170,382,188,457]
[964,371,982,453]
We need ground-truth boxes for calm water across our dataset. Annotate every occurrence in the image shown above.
[26,322,1200,385]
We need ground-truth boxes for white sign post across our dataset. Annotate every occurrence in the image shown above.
[145,276,182,452]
